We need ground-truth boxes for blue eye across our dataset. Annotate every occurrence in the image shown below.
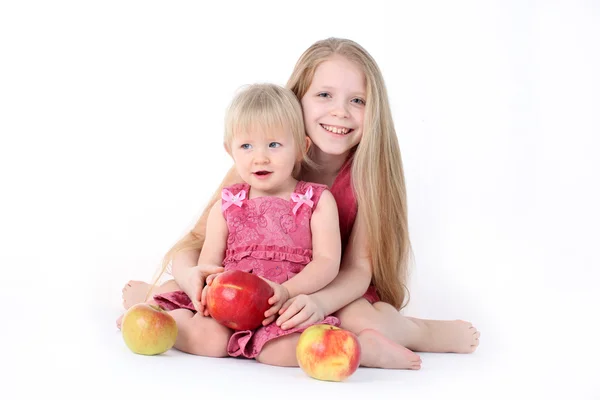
[351,98,366,105]
[317,92,331,98]
[241,144,252,149]
[269,142,281,148]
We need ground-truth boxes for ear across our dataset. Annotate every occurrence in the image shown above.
[224,142,232,157]
[304,136,312,153]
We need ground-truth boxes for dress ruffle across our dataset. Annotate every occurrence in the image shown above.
[224,244,312,265]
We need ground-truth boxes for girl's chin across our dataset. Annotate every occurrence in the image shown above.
[312,144,354,158]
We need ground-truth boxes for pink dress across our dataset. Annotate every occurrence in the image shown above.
[154,180,341,359]
[329,150,380,304]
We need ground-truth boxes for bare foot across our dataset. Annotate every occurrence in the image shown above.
[122,280,152,310]
[359,329,422,370]
[408,318,480,353]
[116,314,124,330]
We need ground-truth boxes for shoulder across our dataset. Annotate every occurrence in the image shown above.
[296,181,337,215]
[295,181,330,207]
[313,189,337,214]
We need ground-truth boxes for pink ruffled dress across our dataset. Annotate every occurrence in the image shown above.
[154,180,341,359]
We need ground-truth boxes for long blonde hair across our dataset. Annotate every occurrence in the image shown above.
[149,39,412,311]
[287,38,412,310]
[147,83,311,293]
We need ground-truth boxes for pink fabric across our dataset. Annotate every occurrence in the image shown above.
[154,180,341,359]
[329,150,381,304]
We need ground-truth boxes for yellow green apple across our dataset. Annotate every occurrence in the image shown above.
[121,303,178,355]
[296,324,361,382]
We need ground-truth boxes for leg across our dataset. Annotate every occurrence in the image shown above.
[168,309,232,357]
[117,279,181,328]
[256,332,420,370]
[255,333,301,367]
[335,298,480,353]
[122,278,180,310]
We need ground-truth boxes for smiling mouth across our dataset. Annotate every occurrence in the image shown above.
[321,124,353,135]
[253,171,272,176]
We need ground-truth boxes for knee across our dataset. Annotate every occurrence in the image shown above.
[334,300,371,325]
[334,300,388,333]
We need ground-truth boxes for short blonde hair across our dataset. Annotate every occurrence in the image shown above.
[223,83,310,178]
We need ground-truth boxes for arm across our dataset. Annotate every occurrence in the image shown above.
[309,207,372,316]
[196,200,229,266]
[174,200,229,311]
[171,166,240,288]
[274,207,372,329]
[282,189,341,298]
[171,249,201,289]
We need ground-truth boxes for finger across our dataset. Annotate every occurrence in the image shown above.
[280,310,311,330]
[264,301,282,318]
[262,315,276,326]
[264,306,274,318]
[268,293,280,305]
[193,300,202,314]
[201,285,209,306]
[278,298,295,315]
[206,274,216,285]
[276,301,305,326]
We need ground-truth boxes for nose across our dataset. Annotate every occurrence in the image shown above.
[330,99,349,119]
[253,148,270,165]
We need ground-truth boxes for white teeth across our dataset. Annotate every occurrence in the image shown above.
[322,124,350,135]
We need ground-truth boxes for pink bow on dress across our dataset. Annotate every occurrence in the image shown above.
[222,189,246,211]
[291,186,314,215]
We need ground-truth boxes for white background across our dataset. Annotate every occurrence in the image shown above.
[1,1,599,399]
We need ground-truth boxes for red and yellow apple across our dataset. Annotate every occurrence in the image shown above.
[121,303,178,355]
[296,324,361,382]
[205,270,274,331]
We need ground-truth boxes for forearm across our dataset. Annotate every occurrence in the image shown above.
[310,264,371,316]
[171,248,201,290]
[282,257,339,299]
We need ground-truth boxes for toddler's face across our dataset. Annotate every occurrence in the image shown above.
[229,126,298,196]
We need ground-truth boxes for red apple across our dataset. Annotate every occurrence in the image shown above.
[205,270,274,331]
[121,303,178,355]
[296,324,361,382]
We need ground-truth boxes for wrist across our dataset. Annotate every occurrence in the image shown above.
[309,292,329,316]
[174,265,195,291]
[281,282,295,299]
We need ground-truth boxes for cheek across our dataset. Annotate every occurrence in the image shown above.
[355,111,365,128]
[302,101,318,120]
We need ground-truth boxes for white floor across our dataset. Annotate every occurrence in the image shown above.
[2,279,597,400]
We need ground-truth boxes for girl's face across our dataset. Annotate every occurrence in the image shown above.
[229,126,298,196]
[301,55,366,158]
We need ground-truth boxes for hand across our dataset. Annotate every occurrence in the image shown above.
[275,294,325,330]
[200,272,222,316]
[182,264,224,313]
[260,279,291,326]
